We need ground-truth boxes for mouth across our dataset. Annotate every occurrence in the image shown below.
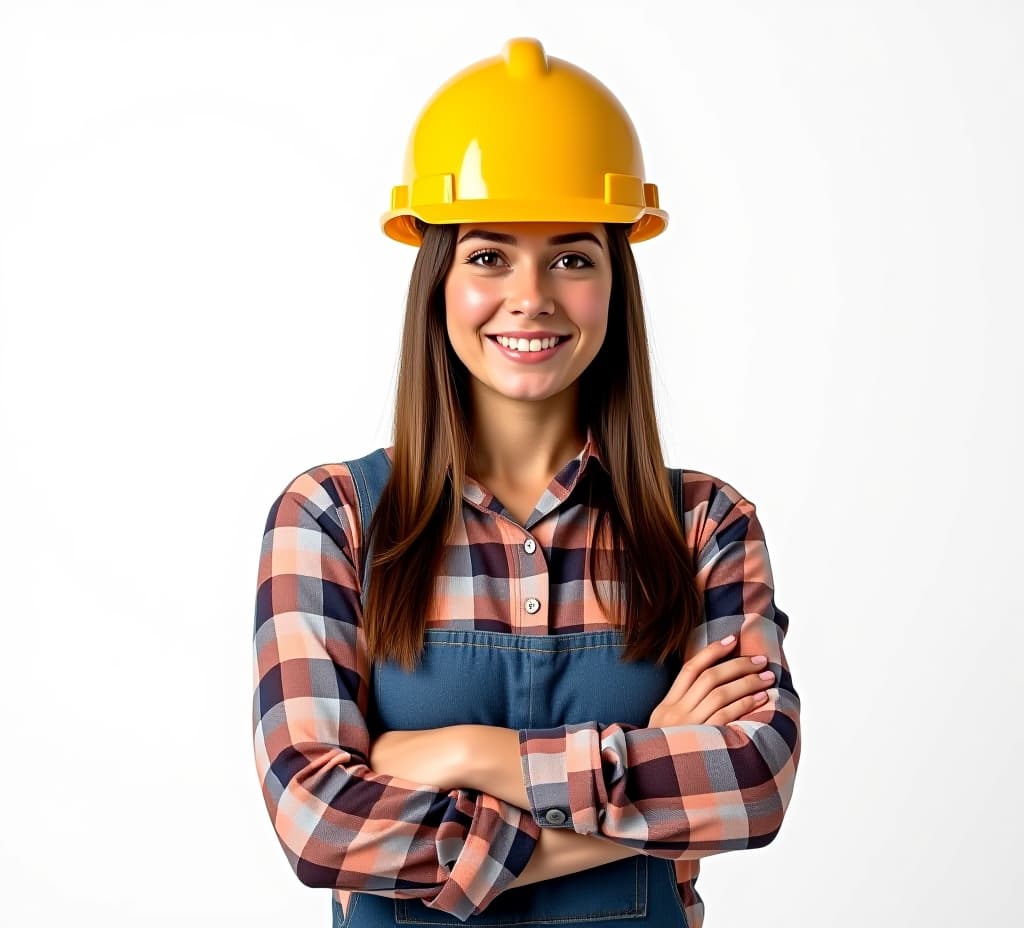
[485,333,571,363]
[486,333,569,351]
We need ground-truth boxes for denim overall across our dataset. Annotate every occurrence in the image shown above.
[334,449,691,927]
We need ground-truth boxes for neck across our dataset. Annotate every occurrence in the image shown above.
[465,384,586,487]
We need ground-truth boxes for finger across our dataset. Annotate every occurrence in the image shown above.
[706,690,770,726]
[705,671,773,719]
[662,633,738,705]
[680,666,771,725]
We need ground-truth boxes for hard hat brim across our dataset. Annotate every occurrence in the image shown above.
[380,202,668,247]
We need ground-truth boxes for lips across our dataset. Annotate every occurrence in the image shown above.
[486,333,570,363]
[486,334,568,346]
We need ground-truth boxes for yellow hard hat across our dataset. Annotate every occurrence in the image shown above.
[381,37,668,247]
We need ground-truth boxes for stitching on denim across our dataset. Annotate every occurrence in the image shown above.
[527,645,534,728]
[417,643,646,660]
[413,638,631,655]
[659,859,690,926]
[333,891,360,927]
[634,855,640,911]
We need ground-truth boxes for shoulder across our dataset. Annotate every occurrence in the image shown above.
[262,446,395,556]
[675,466,761,554]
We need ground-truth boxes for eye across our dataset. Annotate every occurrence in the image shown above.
[465,249,507,268]
[555,253,595,270]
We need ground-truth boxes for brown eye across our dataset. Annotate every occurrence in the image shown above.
[556,253,595,270]
[465,249,506,268]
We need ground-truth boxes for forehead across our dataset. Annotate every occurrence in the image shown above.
[455,221,607,247]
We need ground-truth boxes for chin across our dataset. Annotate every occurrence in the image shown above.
[486,381,559,402]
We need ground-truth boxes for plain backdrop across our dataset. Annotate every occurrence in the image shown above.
[1,1,1021,925]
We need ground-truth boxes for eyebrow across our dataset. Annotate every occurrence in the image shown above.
[456,229,604,250]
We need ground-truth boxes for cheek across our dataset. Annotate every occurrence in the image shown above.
[445,276,498,331]
[565,282,611,333]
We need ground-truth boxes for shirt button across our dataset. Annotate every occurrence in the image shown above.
[544,808,567,825]
[525,597,540,614]
[523,538,537,554]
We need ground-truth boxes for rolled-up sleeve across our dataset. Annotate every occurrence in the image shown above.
[516,481,801,859]
[252,467,540,920]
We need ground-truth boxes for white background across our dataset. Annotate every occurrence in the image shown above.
[1,1,1020,925]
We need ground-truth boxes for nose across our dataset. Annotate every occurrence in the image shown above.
[505,264,552,317]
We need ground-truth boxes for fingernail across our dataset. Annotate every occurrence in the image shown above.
[720,635,736,645]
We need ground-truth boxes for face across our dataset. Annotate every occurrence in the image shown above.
[443,221,612,407]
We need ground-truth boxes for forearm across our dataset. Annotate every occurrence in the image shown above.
[457,725,530,807]
[505,824,640,889]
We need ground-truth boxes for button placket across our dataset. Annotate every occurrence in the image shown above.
[517,529,548,627]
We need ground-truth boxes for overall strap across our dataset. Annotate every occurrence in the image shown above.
[668,465,685,533]
[343,448,392,611]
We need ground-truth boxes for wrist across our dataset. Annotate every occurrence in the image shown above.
[452,725,525,803]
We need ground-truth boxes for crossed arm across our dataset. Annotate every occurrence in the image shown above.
[369,724,636,889]
[369,725,527,805]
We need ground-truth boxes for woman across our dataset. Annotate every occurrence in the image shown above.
[251,37,801,928]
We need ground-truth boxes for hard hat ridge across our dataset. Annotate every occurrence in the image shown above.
[503,35,549,78]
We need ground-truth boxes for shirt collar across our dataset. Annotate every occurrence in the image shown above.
[577,424,606,476]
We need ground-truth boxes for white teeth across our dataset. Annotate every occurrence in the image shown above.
[495,335,563,352]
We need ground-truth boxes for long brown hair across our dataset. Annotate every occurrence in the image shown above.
[362,219,702,671]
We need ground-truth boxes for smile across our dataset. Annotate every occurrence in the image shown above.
[486,334,570,363]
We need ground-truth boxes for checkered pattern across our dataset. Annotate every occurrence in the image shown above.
[252,427,801,924]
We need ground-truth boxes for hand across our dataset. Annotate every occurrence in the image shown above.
[648,635,775,727]
[368,727,465,791]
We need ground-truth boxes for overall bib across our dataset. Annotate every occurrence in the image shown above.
[334,450,691,927]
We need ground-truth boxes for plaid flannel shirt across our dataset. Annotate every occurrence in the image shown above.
[251,428,801,925]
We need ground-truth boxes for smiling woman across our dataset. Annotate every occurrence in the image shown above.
[251,35,800,928]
